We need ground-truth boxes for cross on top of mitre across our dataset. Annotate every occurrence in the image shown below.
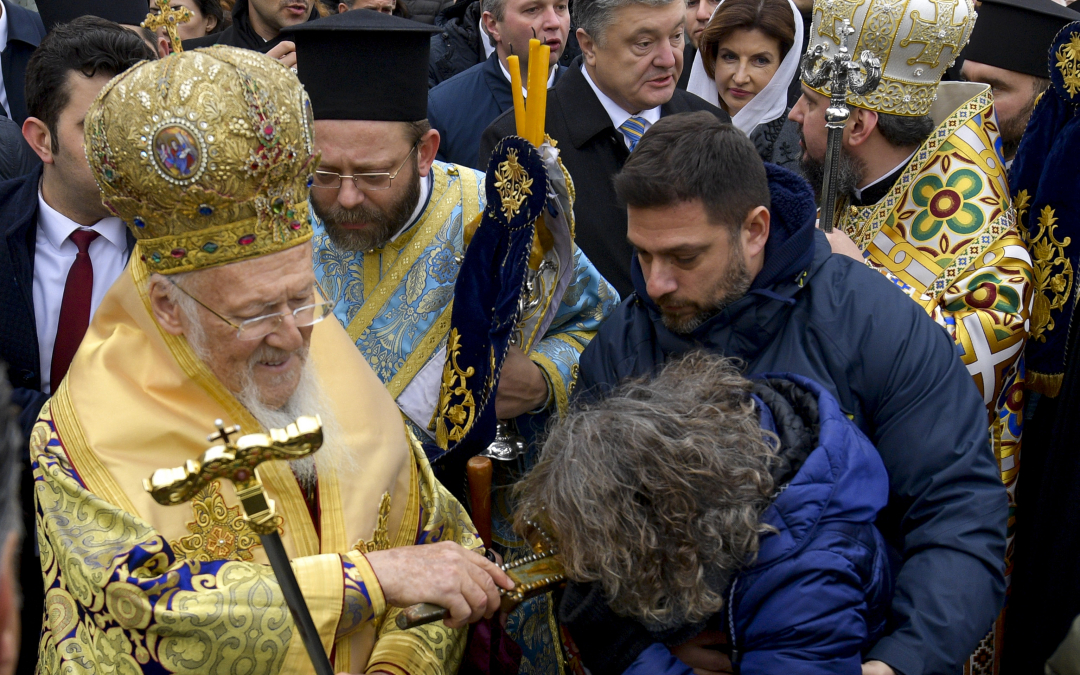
[143,0,193,54]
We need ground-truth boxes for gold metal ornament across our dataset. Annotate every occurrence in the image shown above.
[143,0,193,55]
[804,0,977,116]
[493,148,534,221]
[143,416,323,535]
[84,46,318,275]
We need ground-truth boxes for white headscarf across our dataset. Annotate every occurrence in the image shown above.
[686,0,804,136]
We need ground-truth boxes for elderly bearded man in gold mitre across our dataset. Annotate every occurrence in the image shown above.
[31,45,513,675]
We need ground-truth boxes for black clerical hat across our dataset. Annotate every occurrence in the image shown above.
[284,10,440,122]
[964,0,1080,78]
[37,0,151,30]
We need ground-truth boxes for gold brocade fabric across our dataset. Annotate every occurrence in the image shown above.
[836,81,1033,675]
[31,246,475,674]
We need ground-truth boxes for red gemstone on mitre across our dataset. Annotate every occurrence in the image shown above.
[171,248,187,258]
[264,125,274,136]
[238,234,256,245]
[290,221,302,230]
[234,469,250,481]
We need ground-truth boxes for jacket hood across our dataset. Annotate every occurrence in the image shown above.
[752,373,889,567]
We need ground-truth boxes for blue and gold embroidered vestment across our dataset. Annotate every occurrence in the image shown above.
[311,160,620,448]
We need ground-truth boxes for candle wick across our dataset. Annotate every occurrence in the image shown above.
[531,27,537,39]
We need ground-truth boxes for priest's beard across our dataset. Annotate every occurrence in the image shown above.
[182,310,352,489]
[799,130,866,205]
[657,240,753,334]
[1000,94,1039,162]
[312,164,422,252]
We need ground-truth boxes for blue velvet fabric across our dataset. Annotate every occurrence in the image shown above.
[1009,21,1080,388]
[438,136,548,458]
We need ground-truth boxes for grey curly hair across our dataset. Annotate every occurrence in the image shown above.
[514,351,778,629]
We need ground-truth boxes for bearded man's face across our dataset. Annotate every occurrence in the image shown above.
[311,120,426,252]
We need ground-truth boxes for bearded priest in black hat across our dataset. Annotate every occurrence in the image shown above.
[961,0,1080,164]
[289,9,618,672]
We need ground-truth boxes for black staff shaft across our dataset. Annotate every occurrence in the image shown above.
[262,532,335,675]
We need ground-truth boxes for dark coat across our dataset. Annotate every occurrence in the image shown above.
[480,60,729,296]
[2,0,45,125]
[183,0,319,52]
[676,43,695,90]
[403,0,454,24]
[0,167,137,675]
[428,0,581,88]
[429,53,565,169]
[562,373,893,675]
[0,115,39,180]
[576,164,1008,675]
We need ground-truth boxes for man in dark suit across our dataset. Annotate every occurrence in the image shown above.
[480,0,728,295]
[428,0,570,168]
[1,18,150,673]
[0,0,45,125]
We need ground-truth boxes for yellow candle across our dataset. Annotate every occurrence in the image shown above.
[507,54,526,137]
[532,44,550,145]
[523,39,538,144]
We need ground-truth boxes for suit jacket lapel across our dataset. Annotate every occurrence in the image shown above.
[3,166,43,327]
[555,61,622,150]
[482,54,515,114]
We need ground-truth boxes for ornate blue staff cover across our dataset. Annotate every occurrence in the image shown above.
[434,137,549,456]
[1011,21,1080,396]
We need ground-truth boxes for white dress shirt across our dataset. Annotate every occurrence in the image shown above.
[0,3,11,118]
[581,65,661,149]
[498,58,557,99]
[34,189,129,393]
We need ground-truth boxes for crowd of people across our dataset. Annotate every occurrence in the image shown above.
[0,0,1078,673]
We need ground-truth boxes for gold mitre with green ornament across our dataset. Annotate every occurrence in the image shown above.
[84,45,318,275]
[805,0,977,116]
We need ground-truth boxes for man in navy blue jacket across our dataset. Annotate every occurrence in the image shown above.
[427,0,570,168]
[1,0,45,125]
[575,111,1007,675]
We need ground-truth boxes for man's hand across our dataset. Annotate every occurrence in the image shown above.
[494,346,549,419]
[820,224,865,262]
[862,661,896,675]
[364,541,514,629]
[670,630,734,675]
[266,40,297,69]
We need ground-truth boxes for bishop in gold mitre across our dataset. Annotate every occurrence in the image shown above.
[31,45,511,675]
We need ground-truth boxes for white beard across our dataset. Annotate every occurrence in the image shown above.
[235,360,352,489]
[177,292,352,489]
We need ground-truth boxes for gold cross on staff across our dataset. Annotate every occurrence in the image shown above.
[143,0,193,55]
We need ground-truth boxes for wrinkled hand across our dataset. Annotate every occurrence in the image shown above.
[862,661,896,675]
[670,630,734,675]
[818,223,865,262]
[266,40,297,69]
[494,346,549,419]
[365,541,514,629]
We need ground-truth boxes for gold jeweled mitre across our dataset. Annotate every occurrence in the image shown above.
[85,46,318,275]
[805,0,977,116]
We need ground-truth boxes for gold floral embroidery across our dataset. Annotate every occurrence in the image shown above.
[170,481,267,562]
[354,492,393,553]
[493,149,533,221]
[435,329,477,450]
[1056,32,1080,97]
[1024,205,1074,342]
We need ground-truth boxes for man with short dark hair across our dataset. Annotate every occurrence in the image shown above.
[481,0,729,296]
[577,111,1009,675]
[960,0,1079,165]
[790,2,1033,668]
[428,0,570,167]
[0,16,153,674]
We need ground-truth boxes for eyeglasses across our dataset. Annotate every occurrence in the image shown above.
[170,279,337,341]
[311,142,419,192]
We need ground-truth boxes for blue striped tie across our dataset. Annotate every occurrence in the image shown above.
[619,116,648,151]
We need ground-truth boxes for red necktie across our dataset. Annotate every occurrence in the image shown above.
[50,230,100,391]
